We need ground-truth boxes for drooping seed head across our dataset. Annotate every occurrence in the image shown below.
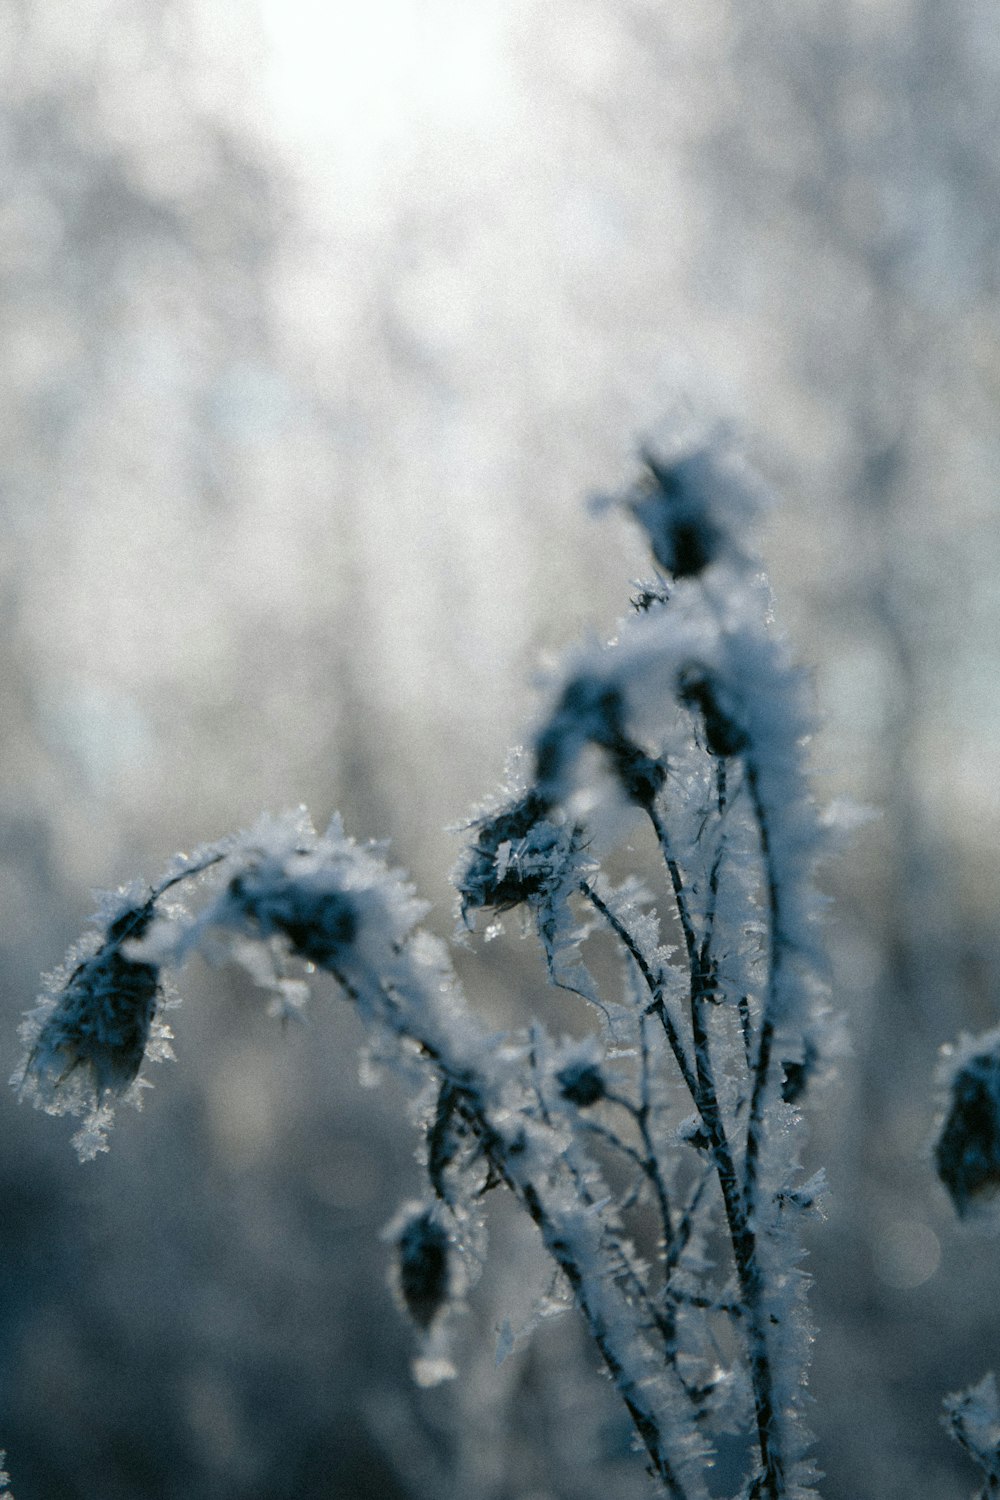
[936,1048,1000,1219]
[455,788,574,920]
[397,1208,451,1330]
[556,1058,606,1108]
[226,864,358,968]
[21,902,161,1103]
[677,667,749,759]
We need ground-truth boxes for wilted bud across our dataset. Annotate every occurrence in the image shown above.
[677,667,749,759]
[536,676,665,812]
[397,1209,450,1330]
[936,1047,1000,1218]
[535,676,624,797]
[227,867,357,968]
[781,1040,818,1106]
[630,450,722,578]
[23,903,161,1100]
[557,1058,606,1108]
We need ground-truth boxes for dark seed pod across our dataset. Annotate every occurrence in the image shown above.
[270,891,357,967]
[936,1050,1000,1218]
[228,872,357,968]
[397,1210,450,1330]
[536,677,665,812]
[33,903,161,1096]
[456,788,556,914]
[557,1060,606,1108]
[630,451,721,579]
[677,668,749,759]
[781,1040,818,1106]
[607,736,667,812]
[535,676,624,795]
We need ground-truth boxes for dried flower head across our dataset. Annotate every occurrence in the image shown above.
[535,675,665,811]
[618,444,765,581]
[631,449,722,578]
[18,901,161,1103]
[935,1043,1000,1218]
[677,666,749,759]
[396,1207,451,1330]
[556,1058,606,1108]
[225,860,358,968]
[455,788,576,921]
[13,896,170,1158]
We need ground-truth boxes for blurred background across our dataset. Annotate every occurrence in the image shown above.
[1,0,999,1495]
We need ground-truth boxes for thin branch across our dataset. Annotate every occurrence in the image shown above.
[580,881,697,1102]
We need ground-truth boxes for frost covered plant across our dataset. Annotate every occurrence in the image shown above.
[14,445,831,1500]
